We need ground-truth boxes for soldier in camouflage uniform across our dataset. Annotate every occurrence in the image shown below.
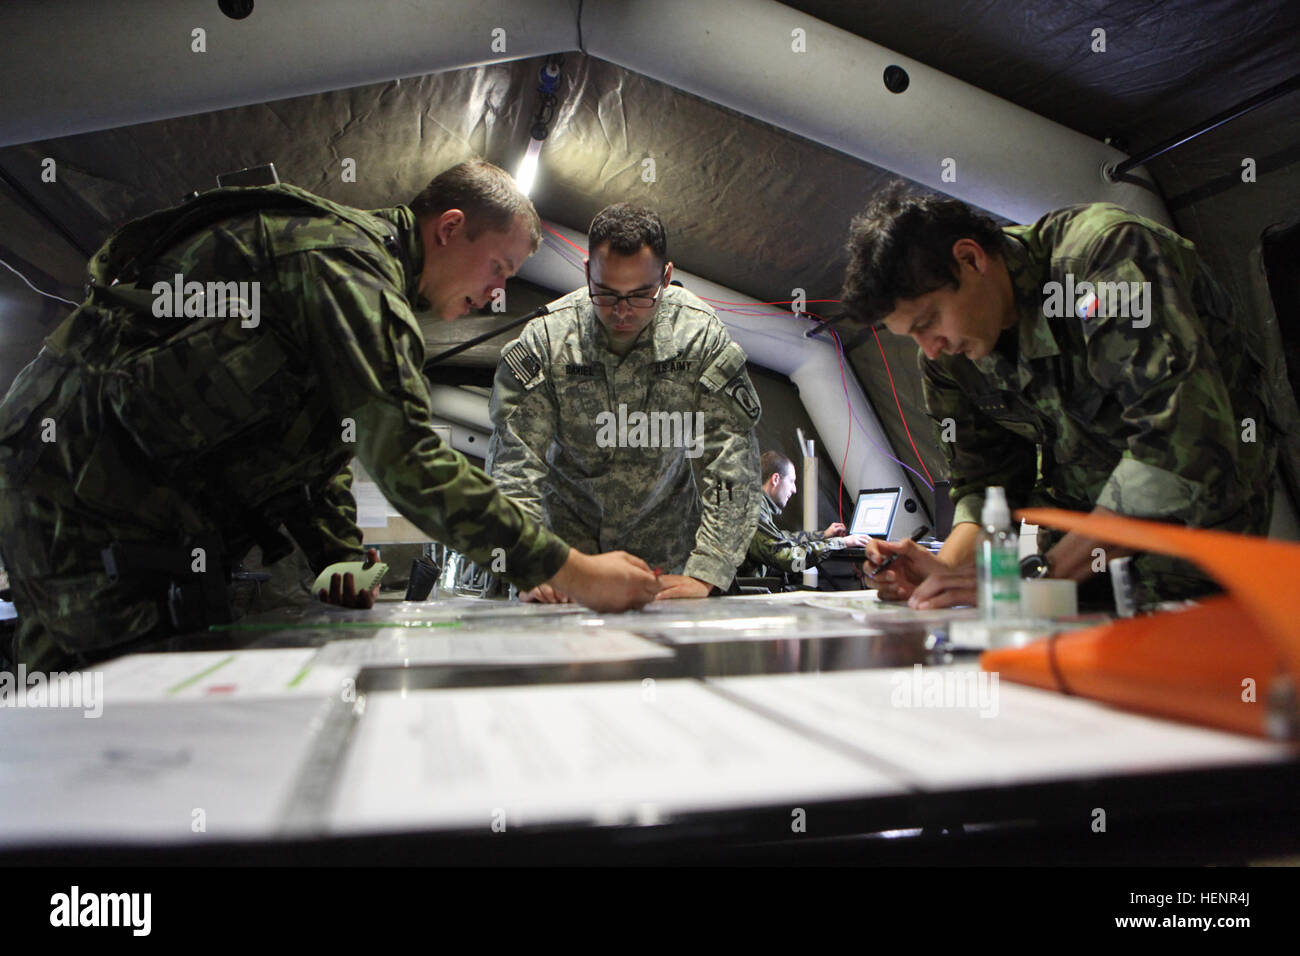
[739,450,868,579]
[839,187,1278,609]
[0,161,659,670]
[487,204,762,600]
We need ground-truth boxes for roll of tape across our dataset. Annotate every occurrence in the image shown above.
[1019,578,1078,619]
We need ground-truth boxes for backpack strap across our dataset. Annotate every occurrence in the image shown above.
[96,184,400,287]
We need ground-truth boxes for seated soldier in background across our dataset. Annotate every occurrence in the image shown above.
[737,450,869,581]
[0,160,659,671]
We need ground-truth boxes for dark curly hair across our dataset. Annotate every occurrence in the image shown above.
[840,182,1005,327]
[589,203,668,264]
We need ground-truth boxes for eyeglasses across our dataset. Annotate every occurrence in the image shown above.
[587,268,668,309]
[588,285,663,309]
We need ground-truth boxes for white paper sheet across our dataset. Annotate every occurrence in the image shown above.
[801,590,885,608]
[230,596,597,629]
[328,680,903,832]
[312,627,673,667]
[633,612,879,644]
[801,592,981,624]
[0,697,327,845]
[710,668,1295,790]
[711,590,820,602]
[455,601,594,618]
[352,479,390,528]
[90,649,354,703]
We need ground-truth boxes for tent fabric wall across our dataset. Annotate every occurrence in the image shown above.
[0,2,1295,529]
[786,0,1299,159]
[1149,104,1300,520]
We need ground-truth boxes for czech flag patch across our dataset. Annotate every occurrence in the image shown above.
[1075,291,1099,320]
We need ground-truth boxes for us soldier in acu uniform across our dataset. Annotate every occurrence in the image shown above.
[487,204,762,601]
[0,160,659,670]
[739,450,869,580]
[839,186,1278,610]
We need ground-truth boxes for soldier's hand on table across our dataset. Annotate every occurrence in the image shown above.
[862,538,941,601]
[839,534,870,548]
[906,564,977,609]
[547,549,661,612]
[653,575,713,600]
[318,547,382,609]
[519,583,573,604]
[822,522,847,538]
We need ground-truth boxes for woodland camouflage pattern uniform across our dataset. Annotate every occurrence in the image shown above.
[739,493,850,578]
[923,203,1279,604]
[0,184,570,670]
[487,286,761,590]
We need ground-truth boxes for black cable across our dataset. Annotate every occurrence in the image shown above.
[423,305,549,369]
[1107,73,1300,180]
[803,311,856,338]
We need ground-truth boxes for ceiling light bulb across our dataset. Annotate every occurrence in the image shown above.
[515,136,544,196]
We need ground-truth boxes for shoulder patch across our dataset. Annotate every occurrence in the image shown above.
[699,341,759,424]
[1075,290,1099,320]
[502,341,543,389]
[725,374,762,424]
[699,341,747,392]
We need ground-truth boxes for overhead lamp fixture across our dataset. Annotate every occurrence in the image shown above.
[515,135,544,196]
[515,57,562,197]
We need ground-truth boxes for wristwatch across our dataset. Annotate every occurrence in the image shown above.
[1019,553,1052,579]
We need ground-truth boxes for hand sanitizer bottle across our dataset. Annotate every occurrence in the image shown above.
[977,486,1020,620]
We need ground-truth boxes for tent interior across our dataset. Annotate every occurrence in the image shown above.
[2,0,1298,553]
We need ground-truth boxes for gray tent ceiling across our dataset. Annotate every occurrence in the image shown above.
[2,0,1297,518]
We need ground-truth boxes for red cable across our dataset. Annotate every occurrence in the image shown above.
[831,332,852,529]
[800,306,934,494]
[699,297,841,307]
[718,298,934,499]
[543,224,587,255]
[871,326,934,487]
[533,259,934,497]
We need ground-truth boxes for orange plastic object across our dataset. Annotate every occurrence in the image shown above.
[980,508,1300,739]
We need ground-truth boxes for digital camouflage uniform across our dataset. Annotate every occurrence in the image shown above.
[923,203,1279,604]
[739,493,849,578]
[0,184,570,670]
[486,286,762,590]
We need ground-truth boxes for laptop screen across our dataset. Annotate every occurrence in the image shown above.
[849,488,901,538]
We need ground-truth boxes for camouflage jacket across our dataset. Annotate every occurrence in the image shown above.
[738,492,848,577]
[486,286,762,590]
[923,203,1275,542]
[0,185,570,656]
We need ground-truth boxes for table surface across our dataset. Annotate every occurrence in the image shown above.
[2,589,1297,864]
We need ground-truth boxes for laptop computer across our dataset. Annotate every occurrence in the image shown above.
[828,488,903,560]
[848,487,902,539]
